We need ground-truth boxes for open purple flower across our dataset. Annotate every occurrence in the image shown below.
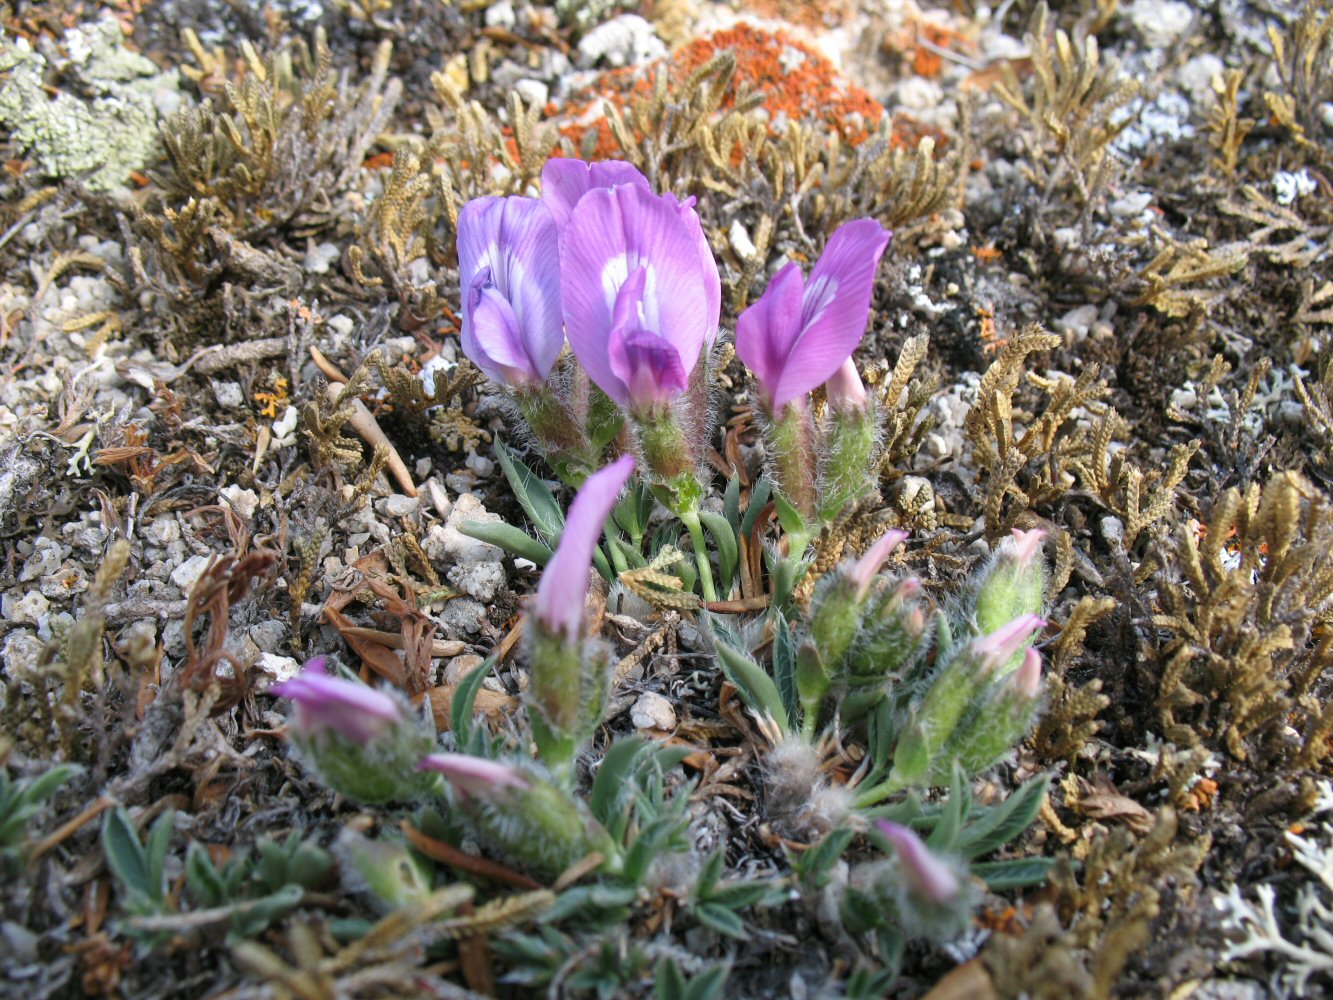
[457,196,564,388]
[543,159,719,352]
[560,183,719,413]
[271,656,402,746]
[736,219,891,412]
[533,454,636,640]
[541,158,649,232]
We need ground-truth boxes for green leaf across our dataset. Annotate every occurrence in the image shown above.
[926,764,970,852]
[186,842,228,906]
[714,641,788,737]
[102,806,151,901]
[590,737,649,829]
[495,441,565,547]
[458,520,552,566]
[792,827,855,889]
[723,475,741,537]
[656,956,688,1000]
[694,849,724,898]
[773,492,806,538]
[451,655,497,744]
[693,901,745,938]
[17,764,79,809]
[685,963,730,1000]
[145,811,175,904]
[957,775,1051,859]
[772,615,798,729]
[708,880,770,909]
[740,478,771,540]
[971,856,1056,890]
[699,511,738,598]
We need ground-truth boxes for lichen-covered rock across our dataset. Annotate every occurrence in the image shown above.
[0,15,179,191]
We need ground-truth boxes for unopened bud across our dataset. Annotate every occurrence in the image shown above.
[973,529,1047,653]
[273,658,438,804]
[875,821,962,905]
[419,754,620,879]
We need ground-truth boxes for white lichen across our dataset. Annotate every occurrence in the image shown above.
[1215,780,1333,996]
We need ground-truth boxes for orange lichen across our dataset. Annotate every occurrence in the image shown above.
[254,376,290,419]
[549,23,938,158]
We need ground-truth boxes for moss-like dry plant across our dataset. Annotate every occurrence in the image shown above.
[1152,471,1333,763]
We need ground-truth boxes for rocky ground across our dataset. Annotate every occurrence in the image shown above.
[1,0,1332,997]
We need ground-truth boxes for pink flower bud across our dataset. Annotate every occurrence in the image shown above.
[272,656,403,746]
[975,614,1045,666]
[848,529,908,602]
[876,820,961,904]
[1015,647,1042,698]
[418,753,532,799]
[533,454,635,640]
[825,358,869,413]
[1009,528,1046,567]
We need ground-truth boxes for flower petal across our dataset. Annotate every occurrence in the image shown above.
[272,663,403,746]
[735,261,806,406]
[875,820,962,904]
[418,752,531,798]
[463,268,541,384]
[769,219,891,410]
[663,192,721,348]
[825,358,869,413]
[561,185,710,407]
[540,158,649,233]
[534,454,636,639]
[848,528,908,602]
[605,267,690,408]
[457,196,563,385]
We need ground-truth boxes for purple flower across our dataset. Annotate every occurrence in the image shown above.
[418,753,532,799]
[876,820,962,904]
[542,159,720,351]
[541,158,649,233]
[271,656,403,746]
[736,219,891,412]
[533,454,636,640]
[560,183,719,412]
[457,196,564,387]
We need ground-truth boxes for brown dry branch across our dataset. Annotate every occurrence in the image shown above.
[181,551,279,715]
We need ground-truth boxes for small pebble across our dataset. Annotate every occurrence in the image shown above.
[631,691,677,731]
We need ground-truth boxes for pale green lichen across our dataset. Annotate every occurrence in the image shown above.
[0,15,178,191]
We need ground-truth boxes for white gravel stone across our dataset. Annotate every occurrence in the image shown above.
[377,494,419,519]
[577,14,666,69]
[1178,53,1224,109]
[631,691,677,731]
[144,516,180,547]
[449,559,506,603]
[220,484,259,521]
[1054,304,1100,342]
[254,652,302,689]
[211,380,245,409]
[426,494,504,567]
[20,537,66,582]
[170,554,213,594]
[2,630,43,674]
[1127,0,1193,47]
[3,590,50,625]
